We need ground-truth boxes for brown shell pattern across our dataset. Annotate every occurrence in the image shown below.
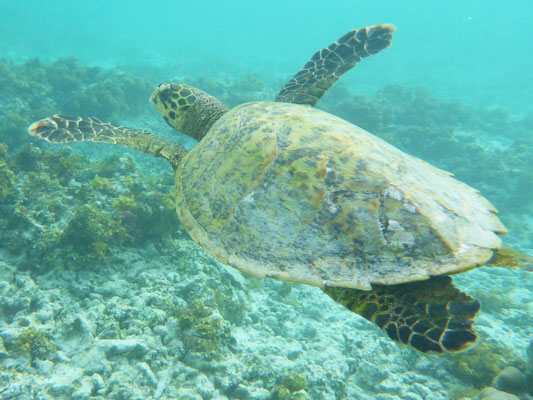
[174,102,506,290]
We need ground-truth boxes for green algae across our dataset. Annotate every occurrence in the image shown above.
[272,372,308,400]
[110,185,178,244]
[178,299,235,360]
[283,372,307,392]
[90,175,112,193]
[112,195,138,213]
[447,385,480,400]
[277,387,291,400]
[15,327,56,360]
[0,143,179,266]
[62,203,129,259]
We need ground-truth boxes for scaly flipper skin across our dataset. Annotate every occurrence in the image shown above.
[276,24,395,106]
[324,276,480,353]
[28,114,187,169]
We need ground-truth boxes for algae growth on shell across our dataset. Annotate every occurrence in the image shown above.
[175,101,505,290]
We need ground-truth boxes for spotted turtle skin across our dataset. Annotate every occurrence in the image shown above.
[174,101,506,290]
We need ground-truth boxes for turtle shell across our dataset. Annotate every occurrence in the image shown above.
[174,102,506,290]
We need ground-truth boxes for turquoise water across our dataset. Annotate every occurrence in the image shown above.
[2,0,532,108]
[0,1,532,399]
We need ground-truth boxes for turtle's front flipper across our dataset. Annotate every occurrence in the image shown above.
[324,276,480,354]
[28,115,187,169]
[486,246,533,271]
[276,24,395,106]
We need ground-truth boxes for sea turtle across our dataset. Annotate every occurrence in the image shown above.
[28,24,531,354]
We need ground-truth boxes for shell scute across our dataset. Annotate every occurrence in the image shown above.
[175,102,504,289]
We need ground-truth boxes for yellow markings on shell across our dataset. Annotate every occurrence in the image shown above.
[180,114,279,233]
[280,153,328,219]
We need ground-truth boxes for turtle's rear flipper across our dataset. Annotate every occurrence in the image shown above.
[487,246,533,271]
[28,115,186,168]
[276,24,395,106]
[324,276,480,354]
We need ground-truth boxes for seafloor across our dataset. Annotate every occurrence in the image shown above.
[0,59,532,400]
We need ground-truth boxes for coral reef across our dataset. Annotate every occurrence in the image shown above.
[0,143,180,267]
[177,299,235,361]
[0,143,15,202]
[0,58,531,399]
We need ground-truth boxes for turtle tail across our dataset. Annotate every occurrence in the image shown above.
[486,245,533,271]
[28,115,187,169]
[276,24,395,106]
[324,276,481,354]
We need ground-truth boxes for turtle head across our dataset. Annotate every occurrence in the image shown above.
[150,83,228,141]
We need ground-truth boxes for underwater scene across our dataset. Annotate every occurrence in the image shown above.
[0,1,532,399]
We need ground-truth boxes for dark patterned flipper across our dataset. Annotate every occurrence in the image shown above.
[276,24,395,106]
[324,276,480,354]
[28,114,187,168]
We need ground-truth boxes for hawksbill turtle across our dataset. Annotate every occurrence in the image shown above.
[28,24,532,354]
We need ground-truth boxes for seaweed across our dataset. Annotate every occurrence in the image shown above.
[177,299,235,360]
[15,327,56,361]
[282,372,307,392]
[0,143,179,266]
[61,203,129,259]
